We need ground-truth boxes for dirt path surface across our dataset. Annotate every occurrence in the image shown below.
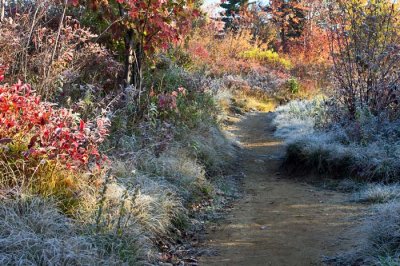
[200,112,366,266]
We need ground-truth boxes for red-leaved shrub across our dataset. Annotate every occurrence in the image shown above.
[0,65,5,82]
[0,78,109,177]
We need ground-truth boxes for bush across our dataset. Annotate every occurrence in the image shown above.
[0,16,122,100]
[143,63,220,129]
[274,99,328,140]
[240,48,293,70]
[0,79,109,195]
[329,0,400,119]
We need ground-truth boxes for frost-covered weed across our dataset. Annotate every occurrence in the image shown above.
[75,161,188,262]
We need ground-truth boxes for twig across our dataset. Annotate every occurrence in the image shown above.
[43,0,68,98]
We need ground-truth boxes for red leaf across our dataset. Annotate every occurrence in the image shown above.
[28,135,38,149]
[79,120,85,132]
[68,0,79,6]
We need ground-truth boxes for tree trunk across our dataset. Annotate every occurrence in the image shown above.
[0,0,5,22]
[124,29,135,86]
[124,29,143,88]
[281,26,288,53]
[133,42,142,89]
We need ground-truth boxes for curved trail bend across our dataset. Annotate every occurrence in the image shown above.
[201,112,365,266]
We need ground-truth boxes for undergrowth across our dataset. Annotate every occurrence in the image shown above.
[0,55,240,264]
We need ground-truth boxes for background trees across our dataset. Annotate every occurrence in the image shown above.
[220,0,249,29]
[220,0,325,54]
[268,0,307,53]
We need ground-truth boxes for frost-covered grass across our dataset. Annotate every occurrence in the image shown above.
[0,197,137,265]
[334,201,400,265]
[132,126,236,205]
[274,99,400,181]
[352,184,400,203]
[103,123,236,261]
[274,99,327,140]
[6,170,181,264]
[285,132,400,180]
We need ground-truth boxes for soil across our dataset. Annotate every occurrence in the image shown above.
[200,112,366,266]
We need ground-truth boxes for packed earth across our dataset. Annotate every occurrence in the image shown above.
[201,112,367,266]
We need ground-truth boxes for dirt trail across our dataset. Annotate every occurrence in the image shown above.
[201,112,365,266]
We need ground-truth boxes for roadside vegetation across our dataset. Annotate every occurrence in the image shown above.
[0,1,238,263]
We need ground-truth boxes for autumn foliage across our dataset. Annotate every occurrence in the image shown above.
[0,71,109,177]
[114,0,199,51]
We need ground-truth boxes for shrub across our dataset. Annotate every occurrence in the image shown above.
[0,14,122,101]
[0,78,109,195]
[144,63,220,129]
[186,27,268,75]
[0,66,4,82]
[240,48,293,70]
[328,0,400,119]
[274,99,328,140]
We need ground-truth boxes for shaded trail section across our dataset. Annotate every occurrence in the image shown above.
[201,112,365,266]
